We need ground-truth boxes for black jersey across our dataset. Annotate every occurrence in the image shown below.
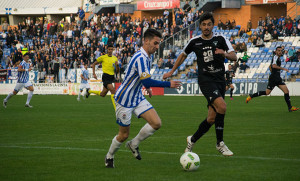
[225,69,234,82]
[183,33,234,84]
[270,55,281,78]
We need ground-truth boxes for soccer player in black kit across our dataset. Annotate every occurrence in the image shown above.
[225,64,235,100]
[164,12,237,156]
[246,46,298,112]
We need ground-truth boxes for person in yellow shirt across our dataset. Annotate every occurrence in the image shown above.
[87,44,119,110]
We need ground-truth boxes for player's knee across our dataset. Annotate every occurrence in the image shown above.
[207,117,215,124]
[217,104,227,113]
[150,120,161,130]
[118,132,129,142]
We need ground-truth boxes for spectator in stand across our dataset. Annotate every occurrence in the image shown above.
[246,28,252,37]
[256,36,264,47]
[287,46,296,62]
[217,20,224,30]
[239,28,245,37]
[272,30,279,40]
[168,49,176,59]
[77,7,85,20]
[239,42,247,53]
[247,19,252,30]
[239,52,250,63]
[2,20,9,32]
[258,17,264,30]
[239,62,249,73]
[264,31,272,42]
[158,58,165,69]
[165,59,174,69]
[229,36,235,45]
[183,1,191,14]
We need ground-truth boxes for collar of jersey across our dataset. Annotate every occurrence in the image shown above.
[140,47,150,60]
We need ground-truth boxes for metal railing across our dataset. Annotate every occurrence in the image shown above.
[157,19,201,60]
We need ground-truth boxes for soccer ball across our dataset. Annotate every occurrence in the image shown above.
[180,152,200,171]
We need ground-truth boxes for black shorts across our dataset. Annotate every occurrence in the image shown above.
[200,82,226,107]
[267,76,285,90]
[226,80,232,87]
[102,73,115,89]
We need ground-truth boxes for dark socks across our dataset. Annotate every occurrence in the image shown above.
[215,113,225,144]
[284,93,292,109]
[230,88,233,98]
[191,119,212,143]
[251,91,266,98]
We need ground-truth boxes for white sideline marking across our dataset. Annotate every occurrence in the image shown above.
[1,145,300,162]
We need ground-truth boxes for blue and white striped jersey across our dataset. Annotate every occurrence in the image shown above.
[17,60,30,83]
[81,69,89,83]
[114,47,152,108]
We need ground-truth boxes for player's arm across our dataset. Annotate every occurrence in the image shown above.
[80,73,88,81]
[91,61,99,79]
[163,53,187,79]
[115,60,120,73]
[272,64,289,72]
[18,65,32,72]
[141,77,181,89]
[215,49,237,62]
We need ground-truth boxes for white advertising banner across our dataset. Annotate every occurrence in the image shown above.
[100,0,120,5]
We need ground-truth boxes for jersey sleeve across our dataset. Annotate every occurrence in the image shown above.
[183,39,194,55]
[96,55,103,63]
[136,57,151,80]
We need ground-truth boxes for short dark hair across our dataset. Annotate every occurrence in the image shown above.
[23,52,30,57]
[276,46,282,50]
[107,43,114,48]
[143,28,162,40]
[199,12,214,25]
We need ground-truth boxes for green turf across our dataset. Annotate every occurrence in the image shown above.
[0,95,299,181]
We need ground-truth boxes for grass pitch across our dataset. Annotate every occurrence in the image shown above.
[0,95,299,181]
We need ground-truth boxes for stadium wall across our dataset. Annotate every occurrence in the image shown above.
[213,2,291,30]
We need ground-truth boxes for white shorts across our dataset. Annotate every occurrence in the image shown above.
[14,82,33,92]
[115,99,153,127]
[79,83,90,90]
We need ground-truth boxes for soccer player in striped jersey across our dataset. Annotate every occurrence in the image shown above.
[86,44,119,110]
[104,29,181,168]
[3,53,34,108]
[77,62,90,101]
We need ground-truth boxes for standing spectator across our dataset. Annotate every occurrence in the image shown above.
[247,19,252,30]
[183,1,191,14]
[67,27,73,43]
[2,20,9,32]
[77,7,85,20]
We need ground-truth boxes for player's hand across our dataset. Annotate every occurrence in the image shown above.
[170,81,181,89]
[284,68,289,72]
[28,67,32,71]
[93,73,97,79]
[115,60,119,66]
[146,88,152,98]
[163,71,173,80]
[215,48,225,57]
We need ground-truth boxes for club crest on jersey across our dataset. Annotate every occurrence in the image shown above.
[122,113,127,119]
[140,72,151,80]
[213,90,219,95]
[213,41,218,46]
